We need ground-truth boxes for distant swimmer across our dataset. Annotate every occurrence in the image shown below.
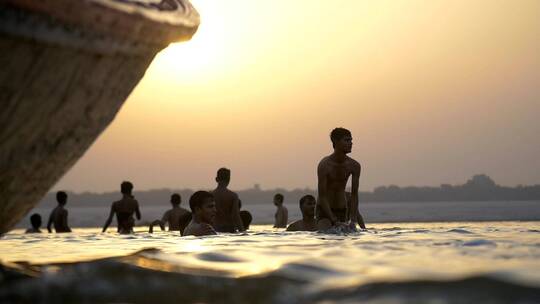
[183,191,217,237]
[149,193,191,234]
[273,193,288,228]
[102,181,141,234]
[212,168,244,233]
[286,195,317,232]
[317,128,366,231]
[47,191,72,233]
[238,200,253,230]
[25,213,42,233]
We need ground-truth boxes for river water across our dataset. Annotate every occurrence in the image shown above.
[1,222,539,303]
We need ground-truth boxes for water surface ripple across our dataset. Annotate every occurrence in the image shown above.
[1,222,539,303]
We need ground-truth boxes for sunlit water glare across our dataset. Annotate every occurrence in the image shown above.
[1,222,539,303]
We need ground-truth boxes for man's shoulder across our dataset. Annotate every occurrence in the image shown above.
[318,155,332,164]
[286,220,302,231]
[317,155,333,171]
[346,156,361,169]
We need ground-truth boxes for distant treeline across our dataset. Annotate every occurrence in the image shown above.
[37,175,540,208]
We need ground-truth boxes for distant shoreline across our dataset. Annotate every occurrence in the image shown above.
[17,200,540,228]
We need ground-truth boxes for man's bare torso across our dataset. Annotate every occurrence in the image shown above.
[318,155,359,210]
[112,197,139,233]
[162,207,189,231]
[212,187,238,228]
[50,206,70,232]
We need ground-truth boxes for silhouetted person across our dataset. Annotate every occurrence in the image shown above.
[287,195,317,231]
[149,193,191,234]
[238,200,253,230]
[273,193,288,228]
[26,213,42,233]
[102,181,141,234]
[183,191,217,237]
[47,191,72,233]
[212,168,244,233]
[317,127,366,230]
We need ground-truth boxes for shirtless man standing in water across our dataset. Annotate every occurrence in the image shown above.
[102,181,141,234]
[317,128,366,230]
[212,168,244,233]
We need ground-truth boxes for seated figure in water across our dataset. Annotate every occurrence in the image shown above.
[47,191,72,233]
[286,195,317,232]
[26,213,42,233]
[212,168,245,233]
[183,191,217,237]
[273,193,288,228]
[102,181,141,234]
[149,193,191,234]
[317,128,366,231]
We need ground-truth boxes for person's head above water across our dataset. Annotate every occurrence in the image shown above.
[56,191,67,206]
[30,213,42,229]
[299,195,316,218]
[171,193,181,206]
[330,127,352,154]
[189,191,216,224]
[121,181,134,195]
[215,167,231,187]
[274,193,284,206]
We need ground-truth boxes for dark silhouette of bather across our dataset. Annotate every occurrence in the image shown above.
[238,200,252,230]
[183,191,217,237]
[287,195,317,231]
[317,127,366,231]
[25,213,42,233]
[149,193,191,234]
[273,193,288,228]
[47,191,72,233]
[212,168,244,233]
[102,181,141,234]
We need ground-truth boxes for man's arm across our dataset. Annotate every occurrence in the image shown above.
[286,220,300,231]
[232,195,245,232]
[283,207,288,226]
[350,161,366,229]
[102,205,115,232]
[135,201,141,220]
[61,210,71,232]
[46,211,53,233]
[317,161,337,224]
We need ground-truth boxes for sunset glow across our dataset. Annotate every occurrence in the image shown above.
[54,0,540,192]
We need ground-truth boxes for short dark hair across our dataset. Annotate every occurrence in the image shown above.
[330,127,351,148]
[299,194,315,209]
[216,168,231,181]
[189,191,214,212]
[121,181,133,194]
[274,193,284,203]
[30,213,42,228]
[171,193,181,205]
[56,191,67,204]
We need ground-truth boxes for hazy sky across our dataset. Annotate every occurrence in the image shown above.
[54,0,540,193]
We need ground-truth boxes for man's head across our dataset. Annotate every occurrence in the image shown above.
[171,193,181,206]
[273,193,284,206]
[299,195,316,218]
[189,191,216,224]
[330,127,352,153]
[121,181,134,195]
[215,168,231,186]
[30,213,42,229]
[56,191,67,205]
